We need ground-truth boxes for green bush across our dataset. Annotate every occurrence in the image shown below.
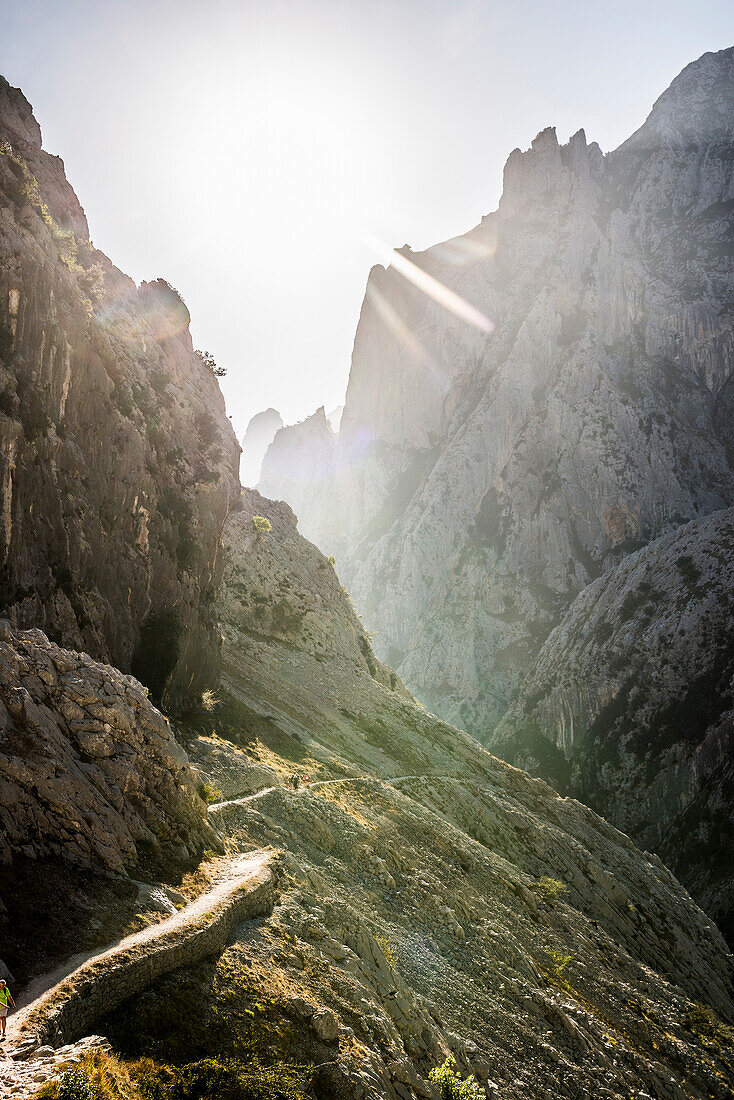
[198,782,223,805]
[57,1068,97,1100]
[429,1059,483,1100]
[252,516,272,538]
[535,876,568,902]
[546,948,574,989]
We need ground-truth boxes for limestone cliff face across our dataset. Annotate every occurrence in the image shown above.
[221,488,403,694]
[492,507,734,943]
[0,76,240,710]
[262,47,734,735]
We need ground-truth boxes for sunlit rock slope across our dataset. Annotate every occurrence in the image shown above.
[149,489,734,1100]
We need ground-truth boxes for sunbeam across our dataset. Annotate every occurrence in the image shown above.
[363,232,495,336]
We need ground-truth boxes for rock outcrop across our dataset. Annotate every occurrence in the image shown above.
[220,488,402,695]
[492,506,734,943]
[0,76,240,710]
[261,47,734,739]
[241,407,282,487]
[4,489,734,1099]
[259,405,337,518]
[11,852,276,1047]
[0,620,213,874]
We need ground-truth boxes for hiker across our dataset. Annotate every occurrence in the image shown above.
[0,979,15,1039]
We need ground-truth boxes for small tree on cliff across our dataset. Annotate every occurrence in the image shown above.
[195,349,226,377]
[252,515,272,538]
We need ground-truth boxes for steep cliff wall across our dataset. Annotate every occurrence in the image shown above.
[262,47,734,736]
[492,506,734,943]
[0,76,240,710]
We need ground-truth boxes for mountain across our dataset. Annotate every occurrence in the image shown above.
[2,58,734,1100]
[241,406,283,487]
[326,403,344,431]
[260,404,337,515]
[4,493,734,1097]
[492,507,734,944]
[111,489,734,1099]
[262,46,734,738]
[0,75,239,711]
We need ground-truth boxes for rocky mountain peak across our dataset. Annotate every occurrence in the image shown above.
[623,45,734,148]
[500,122,604,216]
[260,46,734,939]
[241,407,283,487]
[0,73,239,710]
[0,75,42,150]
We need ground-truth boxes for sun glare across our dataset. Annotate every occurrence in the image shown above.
[362,232,495,336]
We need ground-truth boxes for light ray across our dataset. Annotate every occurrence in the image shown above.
[363,233,495,335]
[366,282,441,381]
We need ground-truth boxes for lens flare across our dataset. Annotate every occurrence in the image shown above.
[366,282,440,380]
[362,233,495,336]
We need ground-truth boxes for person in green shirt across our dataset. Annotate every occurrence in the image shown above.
[0,979,15,1038]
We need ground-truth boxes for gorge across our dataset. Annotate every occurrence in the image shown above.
[0,45,732,1100]
[260,46,734,954]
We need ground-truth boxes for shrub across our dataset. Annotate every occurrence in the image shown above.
[252,516,272,538]
[198,782,223,805]
[201,689,218,711]
[195,349,227,377]
[547,948,574,988]
[375,933,396,968]
[429,1059,483,1100]
[56,1067,97,1100]
[327,555,336,567]
[535,876,568,902]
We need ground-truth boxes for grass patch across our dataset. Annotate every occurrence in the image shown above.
[39,1049,312,1100]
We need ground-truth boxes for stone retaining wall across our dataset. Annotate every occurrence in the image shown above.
[14,857,276,1046]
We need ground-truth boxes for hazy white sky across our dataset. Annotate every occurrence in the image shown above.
[0,0,732,438]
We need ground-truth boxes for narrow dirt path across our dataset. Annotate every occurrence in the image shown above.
[207,774,448,817]
[6,849,276,1048]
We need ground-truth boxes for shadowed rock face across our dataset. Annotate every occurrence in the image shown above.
[261,47,734,739]
[492,507,734,944]
[0,76,239,710]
